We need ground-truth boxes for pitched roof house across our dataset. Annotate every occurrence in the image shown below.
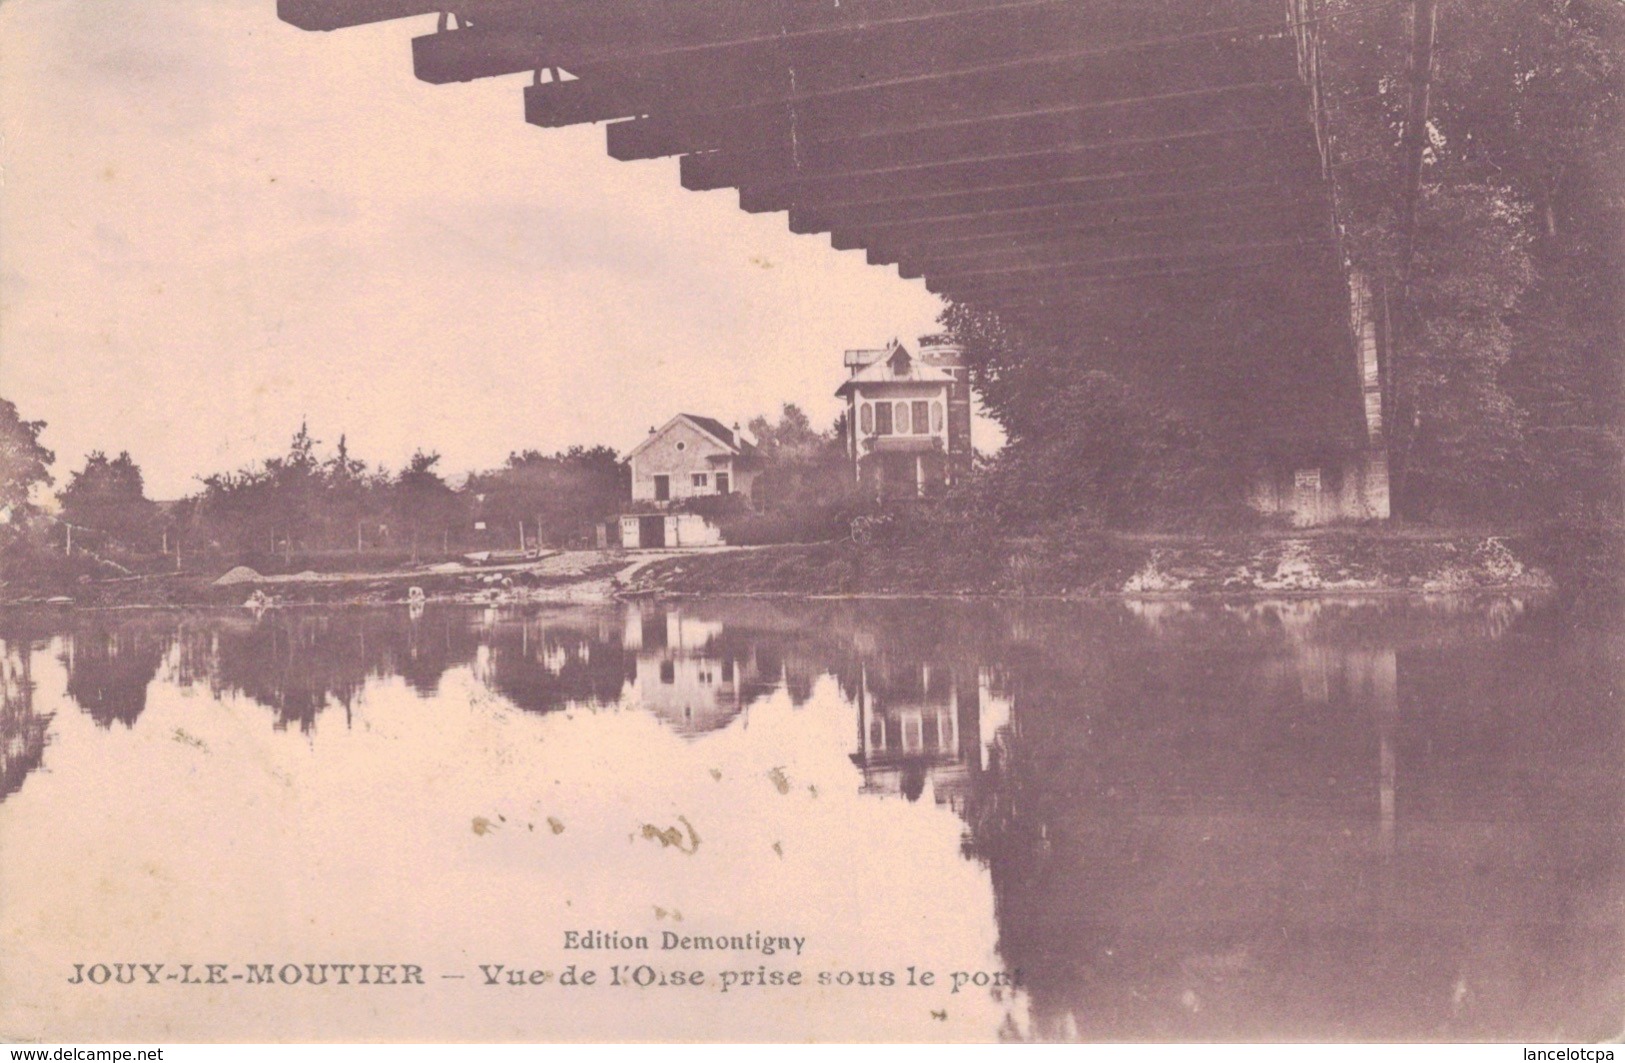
[625,414,762,505]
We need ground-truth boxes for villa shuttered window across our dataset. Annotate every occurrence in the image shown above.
[875,402,893,435]
[912,401,930,435]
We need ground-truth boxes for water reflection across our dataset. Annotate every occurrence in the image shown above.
[59,618,169,729]
[2,595,1619,1040]
[0,633,49,802]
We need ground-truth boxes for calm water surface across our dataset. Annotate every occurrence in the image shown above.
[0,596,1619,1041]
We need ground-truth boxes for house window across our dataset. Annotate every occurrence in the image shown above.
[659,660,675,684]
[859,402,873,434]
[895,402,910,434]
[716,473,730,494]
[932,402,944,432]
[653,475,670,501]
[902,713,923,752]
[675,441,687,451]
[912,401,930,435]
[692,473,708,488]
[874,402,893,435]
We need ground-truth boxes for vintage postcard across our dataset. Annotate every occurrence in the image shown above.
[1,0,1620,1046]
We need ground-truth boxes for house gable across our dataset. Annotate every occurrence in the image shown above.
[626,414,740,464]
[626,415,759,503]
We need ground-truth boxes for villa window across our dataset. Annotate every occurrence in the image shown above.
[912,401,930,435]
[895,402,910,434]
[692,473,708,488]
[932,402,944,433]
[902,713,923,752]
[859,402,873,434]
[875,402,893,435]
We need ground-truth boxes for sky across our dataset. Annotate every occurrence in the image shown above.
[0,0,969,498]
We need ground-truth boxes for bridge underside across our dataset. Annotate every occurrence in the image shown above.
[281,0,1388,520]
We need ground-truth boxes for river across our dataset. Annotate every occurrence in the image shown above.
[0,596,1618,1041]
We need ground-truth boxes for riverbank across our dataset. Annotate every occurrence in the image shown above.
[626,529,1558,600]
[0,550,636,609]
[0,529,1577,609]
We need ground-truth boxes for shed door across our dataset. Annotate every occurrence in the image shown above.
[716,473,730,495]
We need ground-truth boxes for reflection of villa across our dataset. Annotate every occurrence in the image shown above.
[850,659,1011,806]
[624,604,770,737]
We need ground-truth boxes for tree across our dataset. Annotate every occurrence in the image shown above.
[260,420,324,557]
[747,404,825,462]
[745,405,851,512]
[58,451,157,551]
[0,398,53,532]
[193,424,326,559]
[323,434,384,551]
[935,2,1623,528]
[393,451,460,561]
[1319,0,1624,518]
[465,445,627,549]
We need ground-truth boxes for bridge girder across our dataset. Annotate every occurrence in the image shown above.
[278,0,1363,449]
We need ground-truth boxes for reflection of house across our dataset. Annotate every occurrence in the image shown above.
[850,660,1007,805]
[625,414,761,505]
[624,604,768,737]
[837,338,972,498]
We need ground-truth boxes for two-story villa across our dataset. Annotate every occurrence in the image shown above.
[837,338,973,497]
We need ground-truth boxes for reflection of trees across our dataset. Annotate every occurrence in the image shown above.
[398,609,480,696]
[476,612,634,715]
[171,610,477,732]
[60,620,169,727]
[0,636,50,803]
[958,599,1621,1041]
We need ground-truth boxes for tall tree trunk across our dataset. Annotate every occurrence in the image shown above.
[1398,0,1438,289]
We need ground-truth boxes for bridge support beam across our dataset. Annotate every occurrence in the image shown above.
[1247,270,1391,526]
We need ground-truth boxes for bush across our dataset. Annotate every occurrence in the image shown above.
[0,529,111,595]
[715,496,866,546]
[1523,513,1625,613]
